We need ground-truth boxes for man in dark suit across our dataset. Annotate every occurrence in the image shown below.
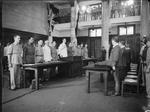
[109,36,121,96]
[95,36,121,95]
[115,40,129,95]
[23,37,35,87]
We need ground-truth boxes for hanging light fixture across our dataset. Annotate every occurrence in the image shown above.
[121,0,134,6]
[127,0,134,6]
[81,5,87,13]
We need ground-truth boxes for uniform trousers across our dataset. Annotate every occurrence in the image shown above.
[114,66,127,93]
[145,65,150,107]
[9,64,21,89]
[146,67,150,98]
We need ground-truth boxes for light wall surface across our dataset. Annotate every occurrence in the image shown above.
[53,24,141,37]
[2,1,48,35]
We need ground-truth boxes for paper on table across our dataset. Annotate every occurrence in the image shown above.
[23,64,35,66]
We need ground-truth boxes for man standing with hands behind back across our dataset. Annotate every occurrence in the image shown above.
[35,40,44,63]
[8,35,23,90]
[58,38,68,58]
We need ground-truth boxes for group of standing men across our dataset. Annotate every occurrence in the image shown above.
[7,35,89,90]
[96,36,131,96]
[57,38,89,59]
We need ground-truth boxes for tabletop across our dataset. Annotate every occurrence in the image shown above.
[83,64,112,71]
[23,61,70,68]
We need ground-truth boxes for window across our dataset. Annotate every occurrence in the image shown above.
[119,27,126,35]
[119,25,134,35]
[89,28,102,37]
[127,26,134,35]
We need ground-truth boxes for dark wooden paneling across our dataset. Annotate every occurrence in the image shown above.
[109,34,141,63]
[77,36,101,58]
[89,37,101,58]
[119,34,141,63]
[90,38,95,57]
[95,38,101,58]
[2,28,48,46]
[77,36,89,45]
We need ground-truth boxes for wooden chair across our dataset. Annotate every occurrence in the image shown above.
[125,63,138,79]
[121,63,140,96]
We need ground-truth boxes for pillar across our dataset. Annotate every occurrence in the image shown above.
[140,0,150,38]
[47,4,54,43]
[102,0,110,60]
[70,0,78,43]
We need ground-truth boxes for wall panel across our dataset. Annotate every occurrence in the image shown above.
[2,1,48,35]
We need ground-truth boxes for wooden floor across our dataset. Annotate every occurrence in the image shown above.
[2,72,147,112]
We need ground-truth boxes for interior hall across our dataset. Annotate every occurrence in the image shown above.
[1,0,150,112]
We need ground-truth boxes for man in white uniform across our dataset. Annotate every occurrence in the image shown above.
[58,38,68,57]
[43,40,52,81]
[43,40,52,62]
[7,35,23,90]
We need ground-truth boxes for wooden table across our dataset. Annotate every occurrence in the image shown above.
[82,58,98,66]
[83,64,112,95]
[23,61,70,90]
[60,56,82,77]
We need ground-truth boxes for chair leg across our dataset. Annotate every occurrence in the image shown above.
[137,84,139,95]
[121,82,124,96]
[9,73,11,89]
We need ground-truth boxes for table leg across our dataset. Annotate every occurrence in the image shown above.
[100,73,104,83]
[87,71,90,93]
[23,69,26,88]
[34,69,39,90]
[103,71,108,95]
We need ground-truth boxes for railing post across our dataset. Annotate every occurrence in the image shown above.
[70,0,79,43]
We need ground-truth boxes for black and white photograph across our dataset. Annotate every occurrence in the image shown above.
[1,0,150,112]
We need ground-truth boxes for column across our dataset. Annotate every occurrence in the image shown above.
[102,0,110,60]
[47,4,54,43]
[149,1,150,35]
[140,0,150,38]
[70,0,78,43]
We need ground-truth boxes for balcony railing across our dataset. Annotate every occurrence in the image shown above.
[78,7,140,22]
[79,11,102,22]
[54,2,141,23]
[111,5,140,18]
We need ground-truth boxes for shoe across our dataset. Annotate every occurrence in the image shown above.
[16,85,21,89]
[29,84,32,89]
[45,78,49,81]
[147,95,150,99]
[107,91,114,96]
[143,106,150,111]
[111,92,120,96]
[10,87,16,91]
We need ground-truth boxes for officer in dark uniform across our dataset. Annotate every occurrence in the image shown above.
[23,37,35,87]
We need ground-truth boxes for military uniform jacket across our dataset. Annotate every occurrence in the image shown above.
[51,46,59,61]
[117,47,129,67]
[109,45,120,67]
[7,43,23,65]
[23,43,35,64]
[35,46,44,63]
